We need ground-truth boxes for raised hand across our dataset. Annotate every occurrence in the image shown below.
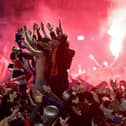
[41,22,45,31]
[46,22,54,31]
[59,19,62,32]
[24,25,29,32]
[33,23,40,31]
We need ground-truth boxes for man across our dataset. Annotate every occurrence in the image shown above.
[9,47,33,96]
[46,21,75,98]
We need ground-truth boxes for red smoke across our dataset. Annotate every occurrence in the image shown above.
[1,0,126,85]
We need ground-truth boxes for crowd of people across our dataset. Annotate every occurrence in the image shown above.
[1,20,126,126]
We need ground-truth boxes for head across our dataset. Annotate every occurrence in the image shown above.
[32,89,43,103]
[10,52,17,61]
[119,80,126,89]
[9,90,17,102]
[72,83,85,94]
[42,84,51,94]
[96,81,108,94]
[72,104,82,116]
[83,91,95,105]
[102,100,112,109]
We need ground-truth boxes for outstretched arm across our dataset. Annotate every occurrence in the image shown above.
[23,25,42,53]
[23,39,41,53]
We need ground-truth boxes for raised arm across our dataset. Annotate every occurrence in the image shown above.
[23,25,42,53]
[41,22,50,39]
[23,39,41,53]
[58,19,63,34]
[47,22,57,39]
[24,25,36,44]
[33,23,43,41]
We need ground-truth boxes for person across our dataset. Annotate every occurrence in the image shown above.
[46,21,75,98]
[24,24,48,91]
[23,25,65,125]
[23,39,46,93]
[30,86,64,126]
[15,28,26,49]
[23,24,60,93]
[9,47,33,96]
[0,94,12,121]
[0,104,19,126]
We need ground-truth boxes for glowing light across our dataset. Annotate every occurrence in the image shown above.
[88,54,102,67]
[70,65,85,79]
[77,35,85,41]
[109,38,122,58]
[78,64,85,74]
[88,54,95,60]
[103,61,108,67]
[93,67,97,71]
[108,8,126,58]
